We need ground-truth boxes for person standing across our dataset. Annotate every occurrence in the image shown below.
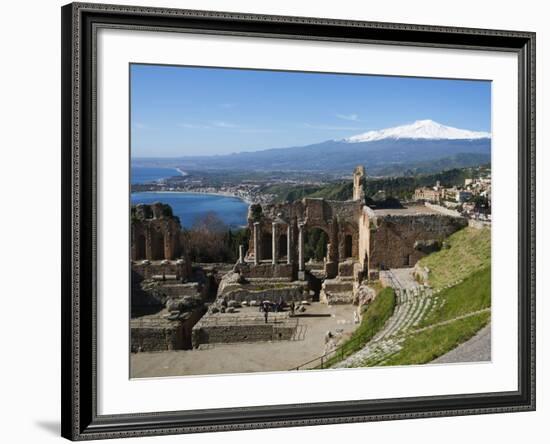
[263,301,269,323]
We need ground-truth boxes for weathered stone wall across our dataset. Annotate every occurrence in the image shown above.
[131,307,205,351]
[192,322,296,347]
[234,263,294,280]
[216,271,305,303]
[424,202,462,217]
[366,213,467,270]
[131,202,185,261]
[132,260,192,281]
[131,321,184,352]
[468,219,491,229]
[221,285,304,304]
[246,197,362,277]
[358,207,374,275]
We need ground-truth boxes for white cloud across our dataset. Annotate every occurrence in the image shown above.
[303,123,361,131]
[178,123,211,129]
[178,121,275,133]
[336,113,360,121]
[133,122,149,130]
[211,121,239,128]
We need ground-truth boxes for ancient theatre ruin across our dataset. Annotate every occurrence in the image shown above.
[130,166,468,370]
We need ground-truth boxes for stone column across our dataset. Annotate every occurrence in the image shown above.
[298,223,305,272]
[287,225,292,265]
[253,222,260,265]
[272,222,278,265]
[238,244,245,264]
[145,228,153,261]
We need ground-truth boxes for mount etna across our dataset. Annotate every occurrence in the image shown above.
[132,120,491,176]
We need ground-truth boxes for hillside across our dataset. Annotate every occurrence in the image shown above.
[265,166,485,203]
[416,227,491,290]
[333,227,492,368]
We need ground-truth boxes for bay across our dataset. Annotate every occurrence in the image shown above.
[130,192,249,229]
[131,166,183,184]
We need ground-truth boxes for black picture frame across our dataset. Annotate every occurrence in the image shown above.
[61,2,536,440]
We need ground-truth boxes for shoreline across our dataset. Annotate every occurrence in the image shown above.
[131,189,254,206]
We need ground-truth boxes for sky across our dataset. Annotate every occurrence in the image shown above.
[131,64,491,158]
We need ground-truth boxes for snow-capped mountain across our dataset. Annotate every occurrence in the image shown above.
[134,119,491,175]
[344,119,491,143]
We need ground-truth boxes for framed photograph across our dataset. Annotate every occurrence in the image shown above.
[61,2,535,440]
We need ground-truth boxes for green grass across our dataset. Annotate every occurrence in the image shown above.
[417,227,491,290]
[419,266,491,328]
[321,287,396,368]
[382,311,490,366]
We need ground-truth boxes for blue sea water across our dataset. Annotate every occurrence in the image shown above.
[131,167,181,184]
[130,192,249,229]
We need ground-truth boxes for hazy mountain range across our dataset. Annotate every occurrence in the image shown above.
[133,120,491,176]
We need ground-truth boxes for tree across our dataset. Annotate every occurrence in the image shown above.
[184,213,250,263]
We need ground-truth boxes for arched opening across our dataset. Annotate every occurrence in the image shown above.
[136,234,146,259]
[304,227,328,262]
[150,229,165,260]
[278,233,288,259]
[261,233,272,261]
[344,234,353,258]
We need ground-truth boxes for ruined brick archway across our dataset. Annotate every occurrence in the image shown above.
[278,233,288,259]
[131,202,184,262]
[344,234,353,258]
[150,228,165,261]
[261,232,272,261]
[303,226,329,263]
[136,234,146,260]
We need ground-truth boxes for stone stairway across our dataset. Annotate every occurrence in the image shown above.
[334,268,444,368]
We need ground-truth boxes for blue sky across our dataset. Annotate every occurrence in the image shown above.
[131,64,491,158]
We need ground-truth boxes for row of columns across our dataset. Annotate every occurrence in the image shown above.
[251,221,302,268]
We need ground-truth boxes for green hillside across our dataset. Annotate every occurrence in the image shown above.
[419,266,491,327]
[266,165,488,203]
[331,226,492,369]
[417,227,491,291]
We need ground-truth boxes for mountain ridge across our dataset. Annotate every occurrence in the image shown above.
[132,120,491,176]
[343,119,491,143]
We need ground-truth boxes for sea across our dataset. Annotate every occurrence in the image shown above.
[131,166,182,185]
[131,167,249,229]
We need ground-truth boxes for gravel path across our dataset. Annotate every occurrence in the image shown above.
[430,323,491,364]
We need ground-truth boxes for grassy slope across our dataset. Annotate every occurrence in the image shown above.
[345,228,492,367]
[321,287,396,368]
[419,266,491,327]
[382,229,492,366]
[417,227,491,290]
[383,311,490,366]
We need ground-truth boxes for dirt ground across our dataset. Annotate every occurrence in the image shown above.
[130,303,359,378]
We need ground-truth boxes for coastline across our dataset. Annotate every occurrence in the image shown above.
[131,189,254,206]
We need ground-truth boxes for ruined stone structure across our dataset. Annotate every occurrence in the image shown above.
[130,202,207,351]
[241,166,467,285]
[242,198,363,280]
[358,206,468,275]
[131,202,185,261]
[353,165,366,201]
[131,168,469,352]
[192,314,297,348]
